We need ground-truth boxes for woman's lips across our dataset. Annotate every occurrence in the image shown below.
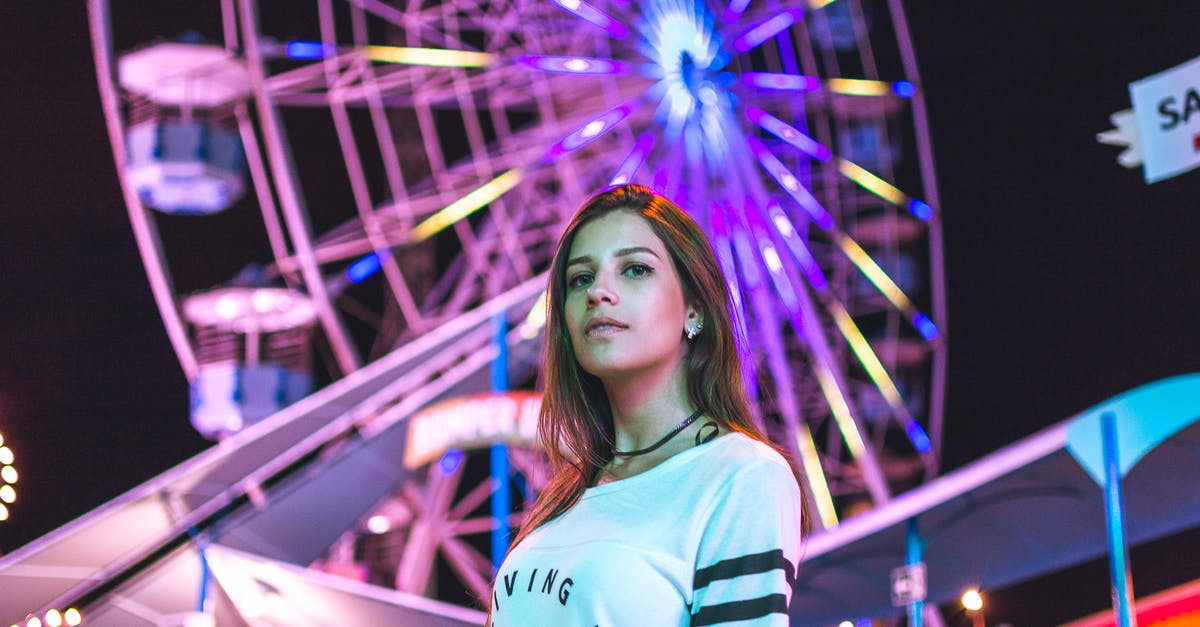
[584,317,628,337]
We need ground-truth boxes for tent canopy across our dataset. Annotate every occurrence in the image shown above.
[789,373,1200,625]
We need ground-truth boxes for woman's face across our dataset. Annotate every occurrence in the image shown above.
[563,211,695,381]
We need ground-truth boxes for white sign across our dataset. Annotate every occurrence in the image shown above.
[890,562,927,607]
[1129,55,1200,183]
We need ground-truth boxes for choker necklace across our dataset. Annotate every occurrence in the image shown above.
[612,409,704,458]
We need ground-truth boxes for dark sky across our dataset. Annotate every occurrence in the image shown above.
[2,2,1199,624]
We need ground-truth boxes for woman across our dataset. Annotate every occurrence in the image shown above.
[491,185,804,626]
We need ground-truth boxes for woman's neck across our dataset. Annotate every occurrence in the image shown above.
[603,360,695,453]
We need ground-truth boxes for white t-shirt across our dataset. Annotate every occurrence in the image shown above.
[491,432,803,626]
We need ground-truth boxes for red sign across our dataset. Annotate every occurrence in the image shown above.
[1062,579,1200,627]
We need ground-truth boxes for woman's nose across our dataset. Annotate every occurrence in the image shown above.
[586,277,617,306]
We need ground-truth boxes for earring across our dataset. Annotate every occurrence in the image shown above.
[686,319,703,340]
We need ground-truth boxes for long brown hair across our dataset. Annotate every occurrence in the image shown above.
[510,184,780,550]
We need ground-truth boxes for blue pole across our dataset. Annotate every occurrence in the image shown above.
[1101,411,1137,627]
[906,519,923,627]
[490,313,511,572]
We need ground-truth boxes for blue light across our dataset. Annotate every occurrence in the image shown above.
[913,312,939,341]
[856,619,872,627]
[439,448,464,475]
[892,80,916,98]
[347,252,385,283]
[908,199,933,221]
[906,421,933,453]
[286,41,332,60]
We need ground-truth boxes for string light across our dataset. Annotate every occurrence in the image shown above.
[0,432,16,521]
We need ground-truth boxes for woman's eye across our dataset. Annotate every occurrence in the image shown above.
[624,263,653,278]
[567,272,593,289]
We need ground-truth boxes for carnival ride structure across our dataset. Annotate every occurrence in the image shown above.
[2,0,949,622]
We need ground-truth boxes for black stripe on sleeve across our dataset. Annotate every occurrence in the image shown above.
[693,549,795,590]
[690,593,789,625]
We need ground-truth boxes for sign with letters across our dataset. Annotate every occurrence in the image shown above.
[403,391,541,468]
[1128,55,1200,183]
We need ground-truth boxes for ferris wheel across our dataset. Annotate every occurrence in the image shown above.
[91,0,945,609]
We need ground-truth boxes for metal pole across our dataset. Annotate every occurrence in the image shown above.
[907,519,923,627]
[1101,411,1137,626]
[490,313,511,571]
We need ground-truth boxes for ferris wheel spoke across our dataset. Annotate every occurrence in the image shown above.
[352,0,486,52]
[747,134,938,342]
[742,199,892,503]
[795,421,840,529]
[749,201,934,461]
[731,199,891,504]
[748,104,933,220]
[439,536,495,603]
[328,97,427,332]
[447,476,504,522]
[238,0,362,374]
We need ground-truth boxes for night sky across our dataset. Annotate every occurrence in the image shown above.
[2,3,1199,624]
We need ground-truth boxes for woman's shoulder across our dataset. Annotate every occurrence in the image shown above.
[704,432,795,481]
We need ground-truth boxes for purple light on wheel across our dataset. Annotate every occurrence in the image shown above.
[708,204,756,390]
[905,421,932,454]
[765,201,827,291]
[543,101,637,163]
[721,0,752,25]
[515,55,630,75]
[285,40,334,59]
[732,7,804,53]
[347,251,386,283]
[745,204,799,311]
[908,199,933,221]
[745,106,832,162]
[912,312,939,341]
[741,72,820,92]
[550,0,630,40]
[746,136,834,230]
[609,132,657,186]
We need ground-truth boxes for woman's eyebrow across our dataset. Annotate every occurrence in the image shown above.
[567,246,661,267]
[614,246,661,259]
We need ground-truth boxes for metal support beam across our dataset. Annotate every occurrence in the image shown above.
[907,519,924,627]
[1101,411,1137,627]
[490,313,511,571]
